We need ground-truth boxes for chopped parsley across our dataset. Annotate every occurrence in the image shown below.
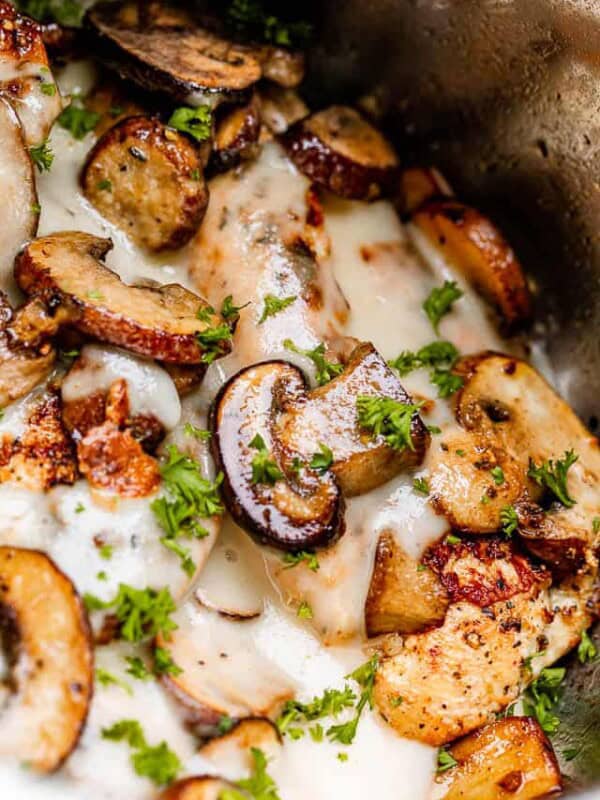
[389,340,464,398]
[151,445,223,575]
[16,0,84,26]
[277,656,378,747]
[258,293,296,324]
[196,322,232,365]
[356,396,423,451]
[221,294,249,323]
[75,502,85,514]
[445,533,461,545]
[436,747,458,773]
[284,339,344,386]
[578,629,597,664]
[87,289,105,301]
[337,752,348,763]
[153,646,183,677]
[41,81,56,96]
[125,656,152,681]
[102,719,181,786]
[58,99,100,140]
[99,543,113,560]
[249,433,284,485]
[29,140,53,172]
[84,584,177,643]
[422,280,463,334]
[233,747,282,800]
[527,450,578,508]
[491,466,505,485]
[183,423,211,441]
[95,668,132,695]
[413,477,429,495]
[168,106,212,143]
[217,715,235,734]
[500,505,519,537]
[593,517,600,534]
[309,442,333,474]
[522,667,566,735]
[282,550,319,572]
[430,369,464,398]
[97,178,112,191]
[226,0,312,47]
[297,600,313,620]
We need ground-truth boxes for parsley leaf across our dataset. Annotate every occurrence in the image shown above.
[309,442,333,474]
[284,339,343,386]
[151,445,223,575]
[422,280,463,334]
[221,295,249,323]
[16,0,84,26]
[235,747,282,800]
[183,423,211,441]
[413,477,429,495]
[437,747,458,773]
[226,0,312,48]
[153,646,183,677]
[29,140,53,172]
[258,294,296,324]
[430,368,464,398]
[491,466,505,485]
[277,687,356,735]
[84,584,177,643]
[522,667,566,735]
[578,629,597,664]
[389,340,458,376]
[249,433,284,485]
[500,505,519,537]
[95,668,132,695]
[125,656,152,681]
[297,600,313,620]
[58,100,100,140]
[327,656,379,746]
[527,450,578,507]
[282,550,319,572]
[102,719,181,785]
[356,396,423,451]
[168,106,212,143]
[196,322,232,365]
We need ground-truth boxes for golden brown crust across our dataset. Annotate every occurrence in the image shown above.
[82,115,209,251]
[0,391,77,490]
[15,232,230,364]
[411,201,532,330]
[0,547,93,772]
[432,717,562,799]
[211,95,261,173]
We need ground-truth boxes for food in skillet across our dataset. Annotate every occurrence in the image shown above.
[0,2,597,799]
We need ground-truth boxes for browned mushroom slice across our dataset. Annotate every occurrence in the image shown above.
[0,1,63,146]
[431,717,562,800]
[200,717,281,773]
[0,547,93,772]
[258,85,308,136]
[275,343,430,497]
[239,43,305,88]
[211,360,344,551]
[281,106,400,201]
[84,78,146,138]
[0,96,39,297]
[430,353,600,569]
[158,600,294,727]
[410,200,532,329]
[159,776,244,800]
[15,232,231,363]
[397,166,452,215]
[365,530,449,637]
[87,2,262,105]
[82,116,209,252]
[211,96,261,173]
[0,390,77,490]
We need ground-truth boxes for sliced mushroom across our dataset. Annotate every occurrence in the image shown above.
[87,1,262,106]
[159,776,243,800]
[429,353,600,576]
[200,717,281,774]
[157,600,295,729]
[0,1,63,146]
[82,116,209,251]
[281,106,400,201]
[396,166,452,216]
[365,530,449,636]
[0,389,77,490]
[210,95,261,173]
[0,547,93,772]
[238,42,305,89]
[211,360,344,551]
[15,232,231,363]
[0,96,39,299]
[0,296,57,408]
[84,78,145,138]
[76,378,161,497]
[431,717,562,800]
[274,342,430,497]
[258,85,308,136]
[410,200,532,329]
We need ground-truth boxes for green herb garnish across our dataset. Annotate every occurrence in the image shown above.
[284,339,343,386]
[422,280,463,334]
[356,396,423,451]
[249,433,284,485]
[309,442,334,474]
[522,667,566,735]
[527,450,578,508]
[168,106,212,143]
[29,140,53,172]
[282,550,319,572]
[84,584,177,643]
[259,293,296,324]
[102,720,181,786]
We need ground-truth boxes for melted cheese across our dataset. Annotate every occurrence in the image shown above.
[0,60,533,800]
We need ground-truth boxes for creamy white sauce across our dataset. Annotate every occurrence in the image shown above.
[0,60,533,800]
